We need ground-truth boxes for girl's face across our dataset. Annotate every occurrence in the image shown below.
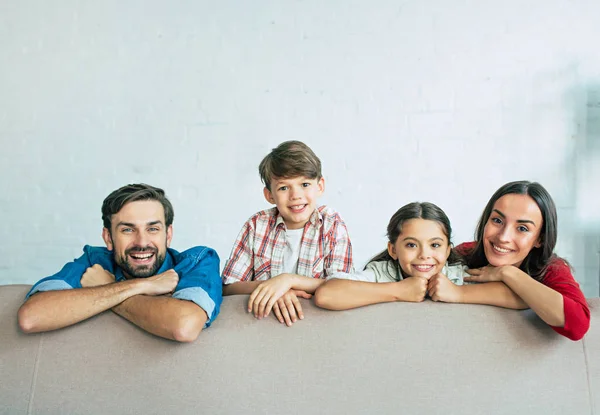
[387,218,451,280]
[482,194,543,267]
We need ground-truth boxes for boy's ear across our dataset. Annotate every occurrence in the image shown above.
[102,228,113,251]
[387,242,397,260]
[263,187,275,205]
[318,177,325,195]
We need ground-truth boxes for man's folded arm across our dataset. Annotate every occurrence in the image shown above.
[18,280,145,333]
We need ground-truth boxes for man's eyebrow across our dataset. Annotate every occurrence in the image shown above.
[492,209,537,226]
[116,222,137,228]
[116,220,164,228]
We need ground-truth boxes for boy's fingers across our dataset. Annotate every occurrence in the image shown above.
[248,287,262,313]
[291,295,304,319]
[284,296,297,323]
[264,297,278,318]
[295,290,312,299]
[273,303,284,324]
[279,301,292,326]
[253,292,267,318]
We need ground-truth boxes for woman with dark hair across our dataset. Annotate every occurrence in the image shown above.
[427,181,590,341]
[314,202,467,310]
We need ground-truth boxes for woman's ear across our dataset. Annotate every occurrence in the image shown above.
[387,242,397,260]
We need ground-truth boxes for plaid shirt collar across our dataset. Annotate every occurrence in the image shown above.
[273,207,323,230]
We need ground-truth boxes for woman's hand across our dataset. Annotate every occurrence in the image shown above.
[464,266,508,283]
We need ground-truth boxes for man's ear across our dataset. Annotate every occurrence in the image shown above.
[387,242,397,260]
[102,228,113,251]
[263,187,275,204]
[166,225,173,248]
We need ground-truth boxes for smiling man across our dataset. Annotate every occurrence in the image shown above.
[18,184,222,342]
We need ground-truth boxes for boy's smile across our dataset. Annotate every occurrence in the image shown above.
[264,176,325,229]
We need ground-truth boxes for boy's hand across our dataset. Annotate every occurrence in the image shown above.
[395,277,428,302]
[272,290,312,326]
[81,264,116,288]
[248,274,294,318]
[428,273,463,303]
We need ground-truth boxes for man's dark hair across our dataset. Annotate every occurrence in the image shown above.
[101,184,174,232]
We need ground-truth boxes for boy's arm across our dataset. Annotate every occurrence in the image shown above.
[323,218,354,276]
[314,277,429,310]
[223,281,263,295]
[222,220,258,295]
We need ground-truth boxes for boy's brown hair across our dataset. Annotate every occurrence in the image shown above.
[258,141,322,190]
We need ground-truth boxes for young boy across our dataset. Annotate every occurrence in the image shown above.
[222,140,354,326]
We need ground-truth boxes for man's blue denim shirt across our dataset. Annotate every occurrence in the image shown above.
[26,245,222,327]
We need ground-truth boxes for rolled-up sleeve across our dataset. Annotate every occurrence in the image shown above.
[172,247,223,327]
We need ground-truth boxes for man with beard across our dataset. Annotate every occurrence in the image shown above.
[18,184,222,342]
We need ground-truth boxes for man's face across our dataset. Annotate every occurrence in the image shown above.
[102,200,173,279]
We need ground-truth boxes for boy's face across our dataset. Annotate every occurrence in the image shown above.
[102,200,173,279]
[264,176,325,229]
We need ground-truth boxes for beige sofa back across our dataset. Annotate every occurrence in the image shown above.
[1,284,598,415]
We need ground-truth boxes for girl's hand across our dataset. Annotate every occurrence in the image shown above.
[464,266,507,283]
[428,273,463,303]
[396,277,428,302]
[248,274,293,318]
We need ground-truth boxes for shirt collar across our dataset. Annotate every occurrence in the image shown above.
[274,207,323,230]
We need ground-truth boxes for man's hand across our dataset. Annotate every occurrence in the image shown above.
[395,277,428,302]
[248,274,294,318]
[428,273,463,303]
[272,290,312,326]
[81,264,115,288]
[142,269,179,296]
[464,266,507,283]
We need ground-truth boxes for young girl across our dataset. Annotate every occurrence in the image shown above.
[426,180,591,341]
[314,202,467,310]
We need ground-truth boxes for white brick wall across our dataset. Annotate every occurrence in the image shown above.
[1,1,599,296]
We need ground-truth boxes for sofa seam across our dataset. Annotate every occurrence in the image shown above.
[26,334,44,415]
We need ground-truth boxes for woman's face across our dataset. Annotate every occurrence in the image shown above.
[482,194,543,267]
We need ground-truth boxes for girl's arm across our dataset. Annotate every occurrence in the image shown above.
[314,277,427,310]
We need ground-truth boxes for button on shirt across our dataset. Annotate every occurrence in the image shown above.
[25,245,223,327]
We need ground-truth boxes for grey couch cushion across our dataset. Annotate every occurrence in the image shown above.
[1,285,598,415]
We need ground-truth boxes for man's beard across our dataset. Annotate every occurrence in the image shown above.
[115,246,166,278]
